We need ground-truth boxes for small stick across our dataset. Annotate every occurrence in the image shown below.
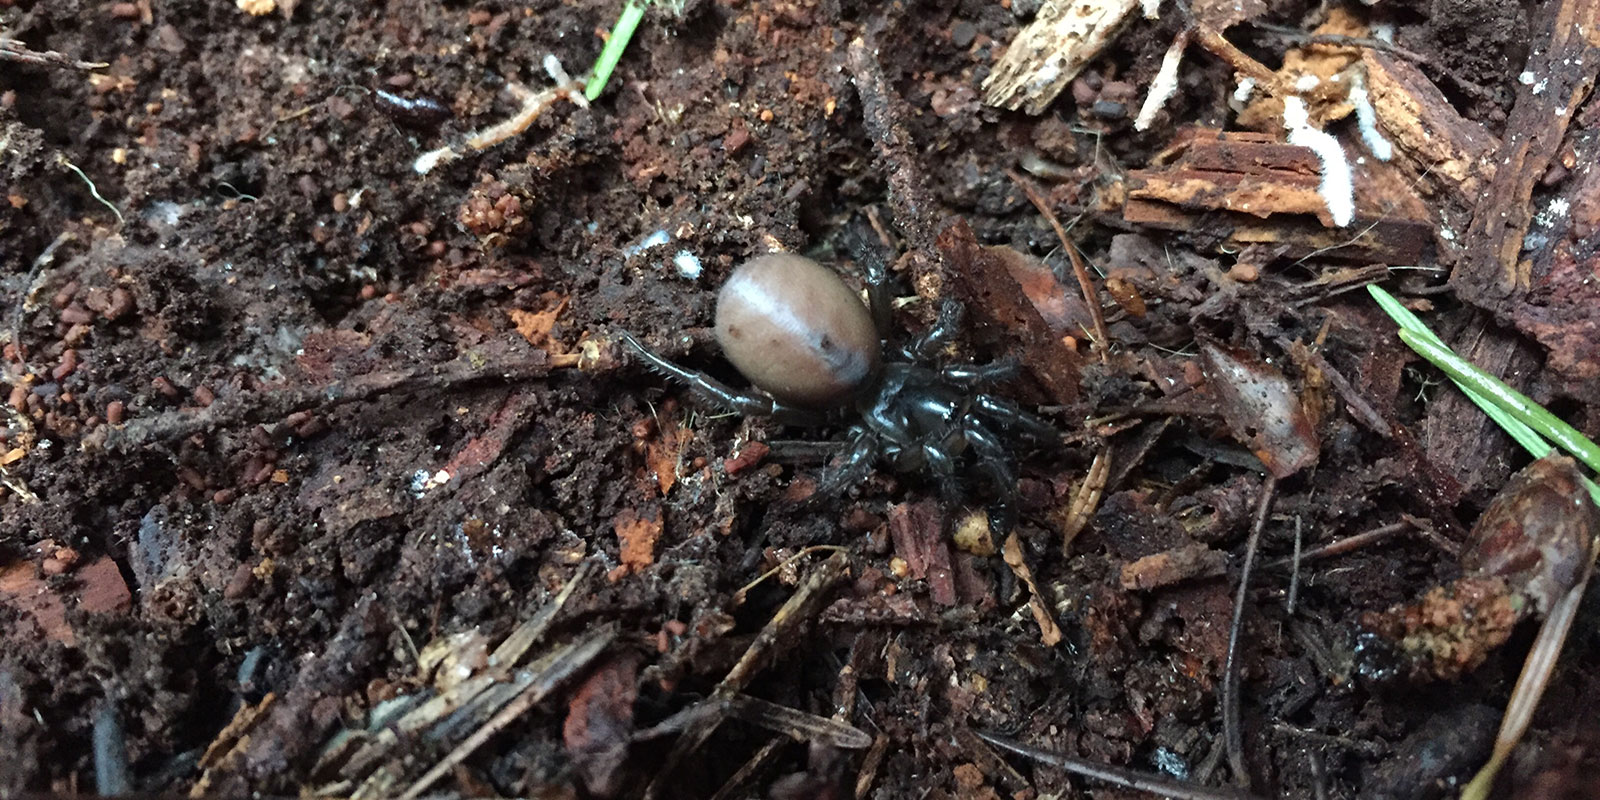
[1006,169,1112,363]
[413,55,587,174]
[1222,475,1276,789]
[0,38,108,70]
[1285,516,1303,614]
[85,352,554,453]
[1261,520,1410,569]
[397,628,615,800]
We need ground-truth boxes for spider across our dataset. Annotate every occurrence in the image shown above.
[621,250,1059,533]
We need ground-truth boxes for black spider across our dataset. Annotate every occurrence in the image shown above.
[621,249,1058,533]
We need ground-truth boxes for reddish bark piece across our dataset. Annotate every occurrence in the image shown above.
[0,555,130,645]
[1199,340,1319,478]
[1513,154,1600,398]
[611,506,663,580]
[887,499,957,606]
[1124,128,1432,263]
[440,391,539,483]
[1119,544,1228,591]
[564,654,640,798]
[1451,0,1600,306]
[722,441,770,476]
[939,220,1081,405]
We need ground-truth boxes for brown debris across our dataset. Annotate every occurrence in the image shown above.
[563,654,641,798]
[1119,543,1228,591]
[1199,340,1319,479]
[981,0,1140,114]
[1123,128,1432,262]
[1001,532,1063,646]
[610,506,663,581]
[939,221,1082,404]
[0,555,130,646]
[1360,51,1497,208]
[887,499,957,606]
[1361,575,1523,682]
[1451,0,1600,304]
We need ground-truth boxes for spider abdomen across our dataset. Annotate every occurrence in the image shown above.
[714,253,882,408]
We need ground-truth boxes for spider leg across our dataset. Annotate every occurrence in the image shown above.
[921,435,965,509]
[973,393,1060,446]
[620,331,824,424]
[902,299,965,362]
[812,426,881,497]
[964,420,1019,533]
[863,253,894,339]
[940,357,1020,386]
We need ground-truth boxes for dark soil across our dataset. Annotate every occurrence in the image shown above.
[3,0,1600,797]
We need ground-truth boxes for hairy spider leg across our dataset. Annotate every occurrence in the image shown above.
[619,331,824,425]
[963,420,1020,533]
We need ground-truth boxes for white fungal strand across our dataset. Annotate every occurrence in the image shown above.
[1348,73,1393,161]
[1282,96,1355,227]
[1135,34,1187,131]
[1232,77,1257,103]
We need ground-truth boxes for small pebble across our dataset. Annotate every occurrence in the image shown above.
[152,376,181,400]
[59,305,95,325]
[1228,263,1260,282]
[106,400,126,425]
[51,349,79,381]
[110,2,140,18]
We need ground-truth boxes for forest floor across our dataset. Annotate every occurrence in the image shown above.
[3,0,1600,797]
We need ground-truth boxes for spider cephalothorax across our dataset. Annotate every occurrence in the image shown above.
[622,251,1058,532]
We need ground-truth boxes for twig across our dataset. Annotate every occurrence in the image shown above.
[1261,520,1410,569]
[1285,516,1302,614]
[845,34,943,259]
[975,731,1268,800]
[644,552,850,800]
[1006,169,1112,364]
[397,627,615,800]
[0,38,109,70]
[1222,475,1276,789]
[85,351,554,453]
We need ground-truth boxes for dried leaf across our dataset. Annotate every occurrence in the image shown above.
[1002,532,1063,646]
[1200,340,1320,478]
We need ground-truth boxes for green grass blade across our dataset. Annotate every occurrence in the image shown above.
[1398,329,1600,476]
[584,0,648,101]
[1367,285,1600,505]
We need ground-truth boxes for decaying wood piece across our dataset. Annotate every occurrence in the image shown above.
[1421,312,1540,499]
[1514,151,1600,399]
[982,0,1140,113]
[1123,128,1432,262]
[1450,0,1600,304]
[1361,51,1498,207]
